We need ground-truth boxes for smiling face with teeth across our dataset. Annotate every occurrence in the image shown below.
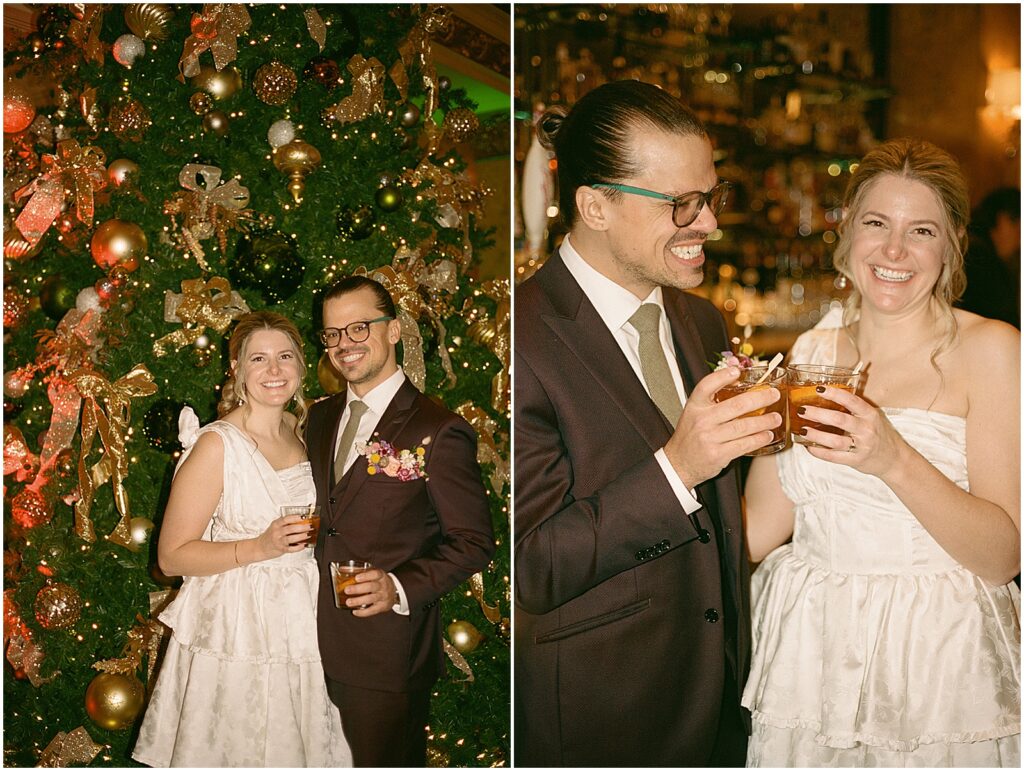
[580,126,720,299]
[846,174,949,316]
[323,286,402,397]
[233,329,303,409]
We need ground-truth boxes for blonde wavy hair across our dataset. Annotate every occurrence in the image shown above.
[833,138,970,365]
[217,311,309,439]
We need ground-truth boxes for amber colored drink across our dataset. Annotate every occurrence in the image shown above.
[330,560,372,610]
[786,365,861,447]
[301,512,320,547]
[715,365,788,456]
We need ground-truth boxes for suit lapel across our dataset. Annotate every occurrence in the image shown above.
[538,251,673,450]
[330,379,419,517]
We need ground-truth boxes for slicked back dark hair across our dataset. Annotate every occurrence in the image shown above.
[323,274,397,319]
[536,80,709,228]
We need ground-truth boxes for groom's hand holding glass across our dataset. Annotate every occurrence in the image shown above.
[664,366,783,489]
[335,563,399,617]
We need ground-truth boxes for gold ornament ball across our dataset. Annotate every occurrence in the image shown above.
[85,673,145,730]
[191,65,242,101]
[443,108,480,144]
[124,3,174,40]
[34,582,83,630]
[447,619,483,653]
[375,185,403,212]
[107,158,139,188]
[4,229,44,261]
[54,447,77,480]
[128,517,154,553]
[91,219,147,271]
[189,92,212,115]
[317,352,346,394]
[109,98,152,143]
[253,61,298,106]
[202,109,230,137]
[399,102,420,128]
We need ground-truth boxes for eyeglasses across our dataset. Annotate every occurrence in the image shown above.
[318,316,393,347]
[591,180,731,228]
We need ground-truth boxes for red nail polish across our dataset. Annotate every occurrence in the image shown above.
[797,406,807,416]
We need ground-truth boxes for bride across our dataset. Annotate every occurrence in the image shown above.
[132,311,352,767]
[742,138,1020,766]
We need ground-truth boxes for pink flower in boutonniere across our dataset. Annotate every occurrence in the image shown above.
[356,435,431,481]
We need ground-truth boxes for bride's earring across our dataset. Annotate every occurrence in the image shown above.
[836,274,848,290]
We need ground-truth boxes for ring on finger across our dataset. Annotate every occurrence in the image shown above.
[848,434,857,453]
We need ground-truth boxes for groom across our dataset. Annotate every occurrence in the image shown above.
[307,275,495,767]
[515,81,780,766]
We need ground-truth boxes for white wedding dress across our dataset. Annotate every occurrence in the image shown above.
[132,409,351,768]
[742,312,1021,767]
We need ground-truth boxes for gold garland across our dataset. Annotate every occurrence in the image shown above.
[355,257,458,392]
[177,3,251,80]
[67,5,106,65]
[153,276,249,357]
[163,164,253,270]
[14,139,107,247]
[390,5,452,156]
[454,402,508,497]
[71,365,157,546]
[304,8,326,51]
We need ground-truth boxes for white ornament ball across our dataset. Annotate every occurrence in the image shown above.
[75,287,103,313]
[112,34,145,68]
[267,119,295,149]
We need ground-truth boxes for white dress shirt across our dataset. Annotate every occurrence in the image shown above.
[335,366,411,615]
[560,234,703,515]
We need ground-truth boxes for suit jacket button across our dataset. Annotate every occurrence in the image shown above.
[329,497,337,505]
[725,527,733,535]
[704,608,720,623]
[326,528,337,537]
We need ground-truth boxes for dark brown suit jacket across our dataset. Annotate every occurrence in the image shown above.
[308,378,495,692]
[514,252,751,766]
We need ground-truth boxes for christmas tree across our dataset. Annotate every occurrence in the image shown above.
[3,4,509,766]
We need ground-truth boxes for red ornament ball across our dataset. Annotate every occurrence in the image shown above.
[11,487,53,529]
[4,88,35,134]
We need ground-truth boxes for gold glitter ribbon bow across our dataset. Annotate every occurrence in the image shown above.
[14,140,107,247]
[164,164,252,270]
[67,4,106,65]
[4,590,56,687]
[178,3,251,80]
[356,259,457,392]
[390,5,452,156]
[37,727,103,767]
[72,365,158,546]
[468,571,503,625]
[304,8,326,51]
[480,279,510,414]
[442,639,474,682]
[153,276,249,357]
[3,425,39,484]
[455,402,508,497]
[328,55,386,125]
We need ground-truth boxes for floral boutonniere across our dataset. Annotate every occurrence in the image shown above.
[711,325,765,371]
[356,435,431,481]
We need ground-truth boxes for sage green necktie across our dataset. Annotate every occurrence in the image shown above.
[333,400,370,483]
[628,303,683,426]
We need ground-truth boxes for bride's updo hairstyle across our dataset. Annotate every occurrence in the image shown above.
[536,80,709,229]
[218,311,309,435]
[832,138,970,366]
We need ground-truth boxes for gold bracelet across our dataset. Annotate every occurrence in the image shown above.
[233,541,242,567]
